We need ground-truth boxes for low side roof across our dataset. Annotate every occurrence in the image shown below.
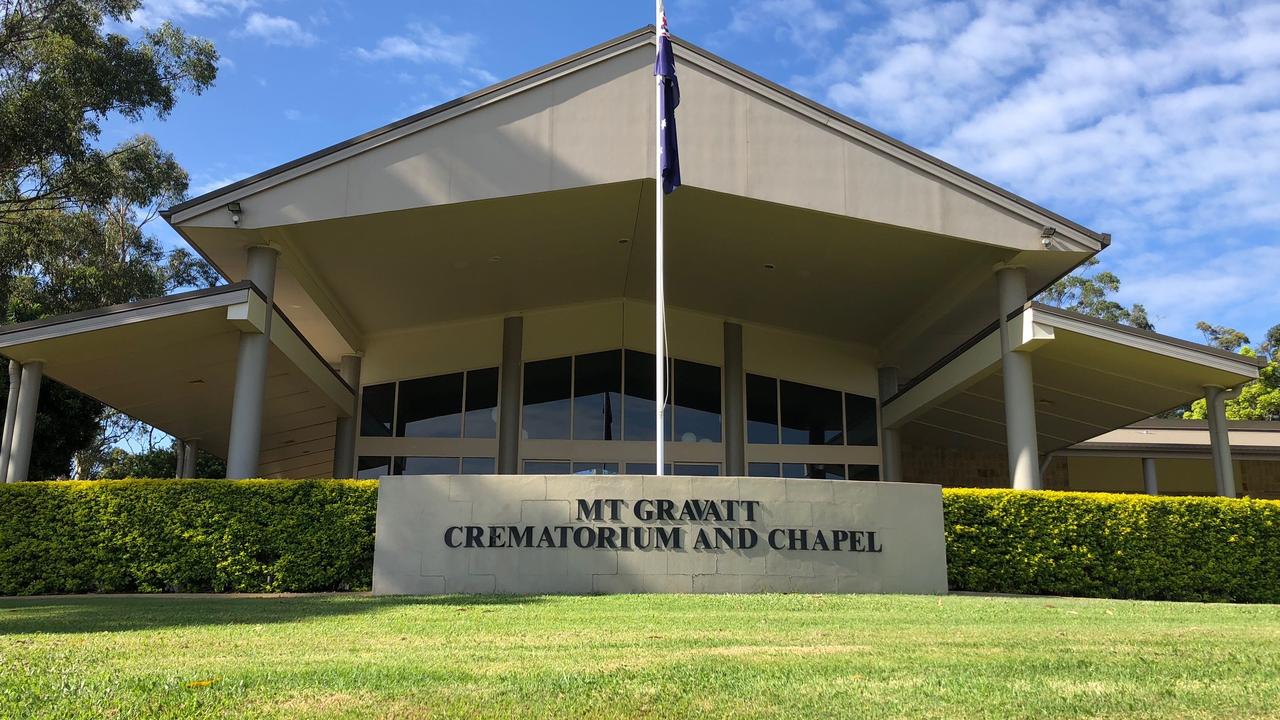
[884,303,1263,454]
[1067,420,1280,460]
[0,284,353,478]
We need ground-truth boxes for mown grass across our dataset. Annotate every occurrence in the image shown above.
[1,593,1278,719]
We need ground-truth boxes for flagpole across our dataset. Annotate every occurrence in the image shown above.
[654,0,667,476]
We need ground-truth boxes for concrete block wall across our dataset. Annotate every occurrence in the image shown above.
[373,474,949,595]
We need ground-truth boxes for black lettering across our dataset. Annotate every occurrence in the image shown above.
[714,527,735,549]
[488,526,506,548]
[812,529,830,551]
[656,499,676,521]
[787,528,808,550]
[868,531,883,553]
[597,527,619,550]
[850,531,865,552]
[634,499,655,521]
[444,527,463,548]
[557,526,570,547]
[619,525,632,549]
[655,527,681,549]
[605,499,625,521]
[768,528,786,550]
[703,501,724,522]
[573,526,597,549]
[537,526,557,548]
[738,528,759,549]
[722,500,737,521]
[577,499,605,521]
[507,526,533,548]
[694,528,713,549]
[741,500,759,522]
[634,526,653,549]
[465,526,483,548]
[831,530,849,551]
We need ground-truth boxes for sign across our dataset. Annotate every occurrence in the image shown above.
[373,475,947,595]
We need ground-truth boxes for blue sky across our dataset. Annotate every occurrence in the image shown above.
[107,0,1280,347]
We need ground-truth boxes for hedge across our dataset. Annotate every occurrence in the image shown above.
[0,479,377,595]
[2,481,1278,602]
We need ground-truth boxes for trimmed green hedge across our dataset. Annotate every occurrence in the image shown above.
[944,489,1280,603]
[0,479,377,595]
[2,481,1278,602]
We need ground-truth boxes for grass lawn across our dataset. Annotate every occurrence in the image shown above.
[1,593,1279,719]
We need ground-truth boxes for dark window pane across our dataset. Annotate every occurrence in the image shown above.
[523,357,572,440]
[624,351,672,441]
[746,374,778,444]
[845,393,878,447]
[572,461,619,475]
[674,359,721,443]
[624,462,676,474]
[359,383,395,437]
[397,373,463,438]
[779,380,844,446]
[808,463,845,480]
[462,457,496,474]
[781,463,807,478]
[395,456,460,475]
[573,351,622,441]
[357,456,391,479]
[673,463,720,476]
[524,460,571,474]
[748,462,780,477]
[847,464,880,481]
[463,368,499,439]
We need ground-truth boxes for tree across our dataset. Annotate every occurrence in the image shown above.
[1039,257,1154,330]
[98,441,225,479]
[1195,321,1250,353]
[1,1,219,478]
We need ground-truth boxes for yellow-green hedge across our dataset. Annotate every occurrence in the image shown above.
[3,481,1278,601]
[943,489,1280,603]
[0,479,377,595]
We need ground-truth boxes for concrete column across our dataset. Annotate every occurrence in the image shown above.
[0,359,22,483]
[1204,385,1237,498]
[6,361,43,483]
[723,322,746,476]
[497,316,523,474]
[173,439,187,478]
[332,354,362,478]
[182,441,198,479]
[226,245,279,479]
[997,266,1041,490]
[877,366,902,483]
[1142,457,1158,496]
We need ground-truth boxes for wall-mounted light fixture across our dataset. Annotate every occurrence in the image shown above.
[227,201,242,227]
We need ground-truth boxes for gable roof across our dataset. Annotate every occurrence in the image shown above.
[162,26,1106,249]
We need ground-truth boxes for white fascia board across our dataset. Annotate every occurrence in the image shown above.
[225,292,269,333]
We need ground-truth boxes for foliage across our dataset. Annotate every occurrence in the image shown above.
[98,442,225,479]
[0,479,376,594]
[944,489,1280,603]
[1039,257,1153,330]
[1196,321,1250,352]
[1181,336,1280,422]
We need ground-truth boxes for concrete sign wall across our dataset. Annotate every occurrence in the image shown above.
[373,475,948,595]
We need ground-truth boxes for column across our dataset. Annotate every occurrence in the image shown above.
[332,354,362,478]
[878,366,902,483]
[6,360,44,483]
[1205,385,1237,498]
[497,316,523,474]
[723,322,746,476]
[1142,457,1158,496]
[182,441,199,479]
[997,266,1041,490]
[226,245,279,479]
[0,359,21,483]
[173,439,187,478]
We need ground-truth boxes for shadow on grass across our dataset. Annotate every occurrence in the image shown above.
[0,594,546,635]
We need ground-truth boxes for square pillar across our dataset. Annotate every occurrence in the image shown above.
[332,354,362,479]
[6,360,44,483]
[226,245,279,479]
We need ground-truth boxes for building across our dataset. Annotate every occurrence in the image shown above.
[0,28,1266,496]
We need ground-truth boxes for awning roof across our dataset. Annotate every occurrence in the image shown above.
[1066,419,1280,460]
[884,304,1263,454]
[0,284,354,478]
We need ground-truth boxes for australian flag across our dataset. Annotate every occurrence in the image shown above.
[655,9,681,194]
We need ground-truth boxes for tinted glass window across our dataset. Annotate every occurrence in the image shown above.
[574,350,621,441]
[781,463,807,478]
[674,359,721,443]
[748,462,781,477]
[359,383,395,437]
[779,380,844,446]
[625,463,673,474]
[357,456,391,479]
[524,460,571,474]
[461,457,496,475]
[463,368,499,439]
[746,374,778,444]
[523,357,572,440]
[395,456,460,475]
[673,463,720,476]
[844,393,878,447]
[397,373,463,438]
[847,464,880,481]
[808,463,846,480]
[623,351,671,441]
[572,461,619,475]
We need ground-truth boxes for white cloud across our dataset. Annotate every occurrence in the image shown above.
[235,12,318,47]
[190,171,253,198]
[355,23,479,66]
[722,0,845,54]
[127,0,252,27]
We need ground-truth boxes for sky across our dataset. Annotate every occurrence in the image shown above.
[104,0,1280,347]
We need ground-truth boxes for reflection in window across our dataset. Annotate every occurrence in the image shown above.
[572,461,619,475]
[524,460,571,474]
[624,351,672,441]
[748,462,780,477]
[780,380,844,446]
[523,357,572,440]
[462,457,497,475]
[397,373,463,438]
[746,374,778,444]
[781,463,807,478]
[360,383,395,437]
[574,351,621,441]
[845,393,877,447]
[808,463,846,480]
[395,456,461,475]
[625,462,673,474]
[463,368,499,439]
[357,456,391,478]
[847,464,879,481]
[674,359,721,443]
[673,463,720,476]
